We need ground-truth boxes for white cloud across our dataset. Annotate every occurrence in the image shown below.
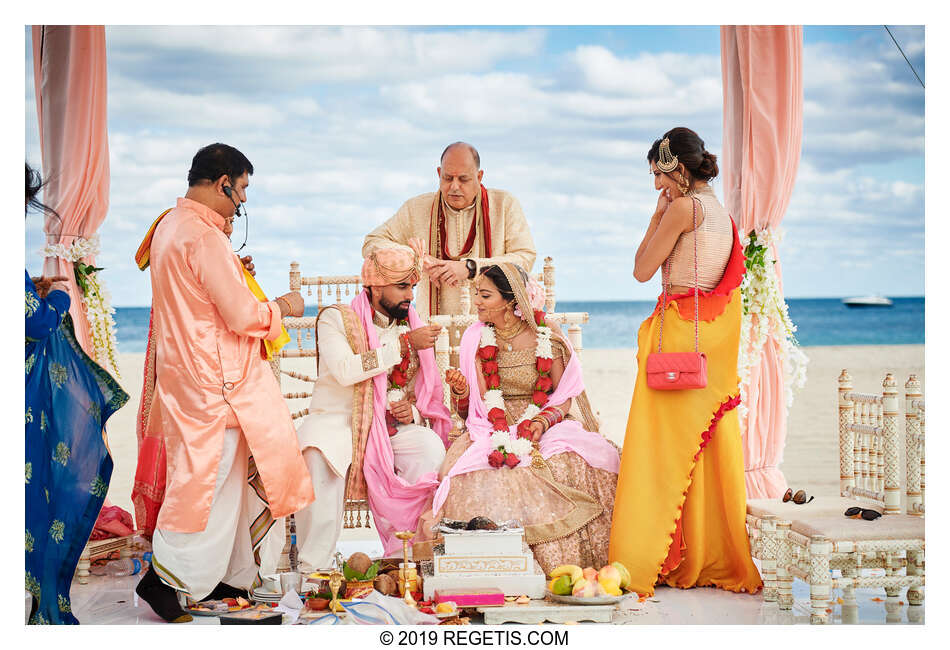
[24,26,925,307]
[106,26,547,88]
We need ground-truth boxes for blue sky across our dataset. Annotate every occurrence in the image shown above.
[24,25,925,304]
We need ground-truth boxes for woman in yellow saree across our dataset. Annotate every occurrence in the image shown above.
[609,128,761,596]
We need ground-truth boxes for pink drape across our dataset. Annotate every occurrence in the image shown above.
[31,25,111,356]
[352,290,453,555]
[433,321,620,514]
[720,25,803,498]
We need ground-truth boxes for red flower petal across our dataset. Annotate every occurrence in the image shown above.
[487,407,505,420]
[479,346,498,360]
[488,450,505,468]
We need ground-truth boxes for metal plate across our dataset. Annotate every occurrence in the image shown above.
[544,589,625,606]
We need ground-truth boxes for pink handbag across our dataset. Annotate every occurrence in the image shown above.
[646,197,707,390]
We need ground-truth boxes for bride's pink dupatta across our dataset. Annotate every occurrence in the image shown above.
[352,290,452,554]
[433,321,619,514]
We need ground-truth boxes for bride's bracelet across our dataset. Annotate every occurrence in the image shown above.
[538,406,564,430]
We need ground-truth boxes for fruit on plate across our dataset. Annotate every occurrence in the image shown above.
[597,565,622,586]
[582,567,598,582]
[436,602,455,614]
[571,578,596,598]
[549,564,583,584]
[598,578,622,597]
[549,575,573,596]
[611,561,631,590]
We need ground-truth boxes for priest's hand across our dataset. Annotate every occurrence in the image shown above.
[389,398,414,425]
[240,255,255,276]
[276,292,304,317]
[408,324,442,350]
[32,276,70,298]
[427,259,467,288]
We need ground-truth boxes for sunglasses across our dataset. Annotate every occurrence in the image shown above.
[844,507,882,521]
[783,488,814,505]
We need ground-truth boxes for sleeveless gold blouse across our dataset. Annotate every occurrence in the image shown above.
[663,185,733,292]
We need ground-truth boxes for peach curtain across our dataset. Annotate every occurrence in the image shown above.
[31,25,111,356]
[720,25,803,498]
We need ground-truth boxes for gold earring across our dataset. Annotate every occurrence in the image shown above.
[678,172,690,196]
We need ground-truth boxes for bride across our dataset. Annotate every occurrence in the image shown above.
[435,262,619,572]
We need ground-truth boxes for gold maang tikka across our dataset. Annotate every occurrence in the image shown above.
[655,137,679,173]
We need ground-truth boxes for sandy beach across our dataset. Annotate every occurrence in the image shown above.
[101,344,924,522]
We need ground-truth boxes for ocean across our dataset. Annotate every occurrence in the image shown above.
[111,297,924,354]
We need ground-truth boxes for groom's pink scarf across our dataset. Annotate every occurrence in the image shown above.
[433,321,619,514]
[352,290,452,554]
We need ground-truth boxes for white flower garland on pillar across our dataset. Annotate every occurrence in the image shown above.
[41,234,121,377]
[738,228,808,433]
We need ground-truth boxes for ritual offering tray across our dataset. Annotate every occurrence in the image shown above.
[219,608,283,625]
[250,587,288,604]
[423,517,545,600]
[186,597,258,616]
[544,590,625,606]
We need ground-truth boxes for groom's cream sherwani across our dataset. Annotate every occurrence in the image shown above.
[261,307,446,572]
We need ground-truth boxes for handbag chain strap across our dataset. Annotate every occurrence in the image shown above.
[657,196,700,354]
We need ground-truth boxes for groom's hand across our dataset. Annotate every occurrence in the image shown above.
[408,324,442,351]
[389,399,414,425]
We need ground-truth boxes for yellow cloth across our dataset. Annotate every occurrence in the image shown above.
[243,269,290,361]
[608,289,762,596]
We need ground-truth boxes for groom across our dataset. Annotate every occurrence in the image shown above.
[288,245,452,568]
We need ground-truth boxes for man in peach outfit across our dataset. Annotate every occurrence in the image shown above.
[133,143,314,622]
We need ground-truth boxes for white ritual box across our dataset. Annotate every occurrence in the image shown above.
[441,529,524,557]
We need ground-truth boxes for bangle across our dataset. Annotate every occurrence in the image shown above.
[531,415,549,434]
[450,384,469,399]
[276,296,291,315]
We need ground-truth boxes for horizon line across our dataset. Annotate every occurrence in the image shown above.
[109,294,926,308]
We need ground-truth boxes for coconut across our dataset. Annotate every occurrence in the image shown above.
[346,551,373,576]
[374,573,396,596]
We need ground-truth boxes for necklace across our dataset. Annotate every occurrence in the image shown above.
[493,322,526,350]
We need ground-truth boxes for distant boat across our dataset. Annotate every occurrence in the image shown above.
[843,295,894,308]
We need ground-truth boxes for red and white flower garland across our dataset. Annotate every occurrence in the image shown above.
[385,320,412,436]
[480,310,554,468]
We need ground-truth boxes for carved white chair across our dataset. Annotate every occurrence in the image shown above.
[271,258,592,566]
[745,371,925,624]
[904,375,925,518]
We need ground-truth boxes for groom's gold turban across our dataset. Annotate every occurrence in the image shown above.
[361,245,422,287]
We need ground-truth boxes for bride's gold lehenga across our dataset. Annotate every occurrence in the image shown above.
[439,338,618,573]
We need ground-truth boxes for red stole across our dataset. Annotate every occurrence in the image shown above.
[428,184,493,315]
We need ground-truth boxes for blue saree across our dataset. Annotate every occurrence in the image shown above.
[25,270,128,624]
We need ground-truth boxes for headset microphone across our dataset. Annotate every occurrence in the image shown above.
[222,185,249,253]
